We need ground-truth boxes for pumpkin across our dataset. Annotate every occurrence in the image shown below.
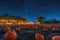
[52,28,57,31]
[4,27,10,32]
[33,26,38,30]
[16,28,21,32]
[52,36,60,40]
[4,30,17,40]
[35,33,44,40]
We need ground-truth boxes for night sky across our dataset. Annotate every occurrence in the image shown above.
[0,0,60,22]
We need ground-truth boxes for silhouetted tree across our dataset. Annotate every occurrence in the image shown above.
[45,19,59,23]
[0,13,27,22]
[36,16,45,23]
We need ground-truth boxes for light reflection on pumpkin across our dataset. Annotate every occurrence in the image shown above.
[52,36,60,40]
[52,28,57,31]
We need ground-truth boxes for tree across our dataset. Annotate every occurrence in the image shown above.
[0,13,9,19]
[0,13,27,23]
[36,16,45,23]
[45,19,59,23]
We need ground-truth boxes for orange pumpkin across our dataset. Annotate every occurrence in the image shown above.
[24,25,29,30]
[52,28,57,31]
[35,33,44,40]
[16,28,21,32]
[4,30,17,40]
[52,36,60,40]
[4,27,10,32]
[33,26,38,30]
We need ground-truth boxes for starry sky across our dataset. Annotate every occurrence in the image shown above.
[0,0,60,22]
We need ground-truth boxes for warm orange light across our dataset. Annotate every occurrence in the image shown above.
[0,23,4,25]
[27,23,30,24]
[36,22,40,24]
[17,23,20,24]
[9,20,17,23]
[27,22,35,24]
[21,23,24,24]
[0,19,8,22]
[6,22,13,25]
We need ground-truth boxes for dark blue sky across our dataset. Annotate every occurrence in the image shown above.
[0,0,60,22]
